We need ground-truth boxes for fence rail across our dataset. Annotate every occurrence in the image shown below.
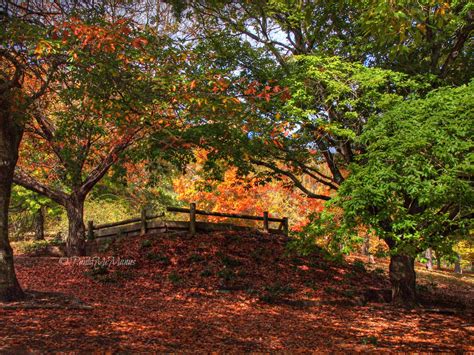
[86,203,288,240]
[167,203,288,236]
[166,206,284,222]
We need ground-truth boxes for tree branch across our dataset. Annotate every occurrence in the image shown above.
[250,158,331,201]
[79,131,140,195]
[439,22,473,78]
[13,169,67,204]
[0,49,23,93]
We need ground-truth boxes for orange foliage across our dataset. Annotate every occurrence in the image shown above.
[173,151,325,231]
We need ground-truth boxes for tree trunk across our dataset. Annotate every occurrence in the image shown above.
[389,254,417,307]
[454,253,462,274]
[33,206,45,241]
[435,251,442,269]
[425,248,433,271]
[361,235,375,264]
[65,195,86,256]
[0,105,25,301]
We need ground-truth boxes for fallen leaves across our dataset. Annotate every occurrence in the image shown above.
[1,231,472,352]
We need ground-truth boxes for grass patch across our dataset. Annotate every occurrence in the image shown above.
[188,253,205,263]
[219,254,242,268]
[168,272,183,285]
[360,336,378,346]
[200,269,213,277]
[259,282,295,303]
[140,239,152,249]
[146,252,170,265]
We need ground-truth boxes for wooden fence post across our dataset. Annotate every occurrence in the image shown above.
[263,211,269,233]
[282,217,289,237]
[87,220,94,240]
[189,202,196,236]
[140,207,147,236]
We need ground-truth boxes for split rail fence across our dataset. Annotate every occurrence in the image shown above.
[86,203,288,240]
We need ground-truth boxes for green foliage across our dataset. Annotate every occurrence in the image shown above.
[336,82,474,257]
[353,260,367,273]
[170,0,473,84]
[168,272,183,285]
[355,0,473,84]
[146,252,170,265]
[141,240,152,249]
[360,335,378,346]
[284,55,429,134]
[219,254,243,268]
[289,210,361,257]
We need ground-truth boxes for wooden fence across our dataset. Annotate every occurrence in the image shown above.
[167,203,288,236]
[86,203,288,240]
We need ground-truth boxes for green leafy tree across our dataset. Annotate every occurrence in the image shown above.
[9,186,59,241]
[169,0,473,82]
[356,0,473,83]
[335,82,474,305]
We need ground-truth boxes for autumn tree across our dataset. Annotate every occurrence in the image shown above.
[11,15,190,256]
[10,12,249,257]
[0,0,175,300]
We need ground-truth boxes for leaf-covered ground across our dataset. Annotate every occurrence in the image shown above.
[1,231,473,352]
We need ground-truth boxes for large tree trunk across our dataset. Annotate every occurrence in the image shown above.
[389,254,417,307]
[65,195,86,256]
[0,106,25,301]
[33,206,45,241]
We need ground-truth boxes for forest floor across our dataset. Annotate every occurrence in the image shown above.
[2,231,473,352]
